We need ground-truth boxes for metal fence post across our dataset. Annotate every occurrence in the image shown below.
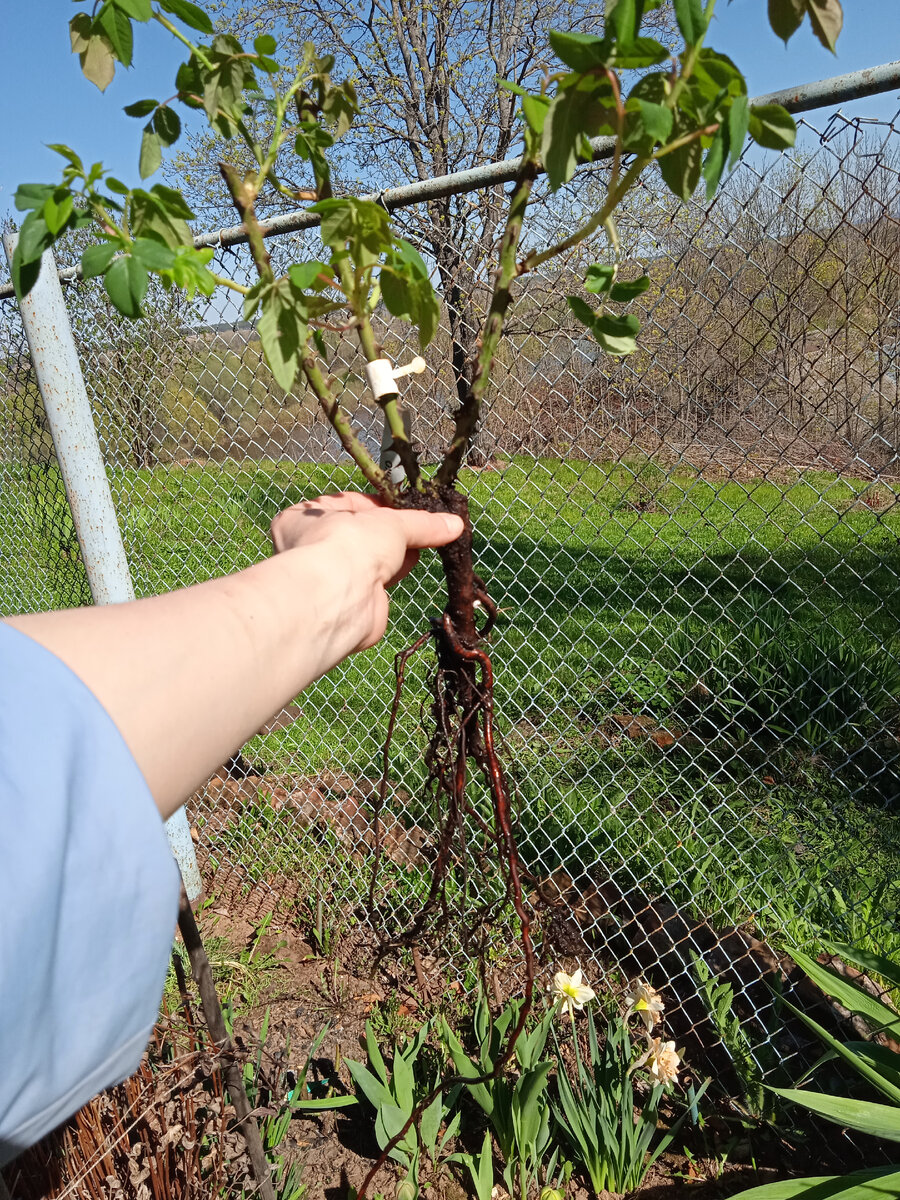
[2,234,203,901]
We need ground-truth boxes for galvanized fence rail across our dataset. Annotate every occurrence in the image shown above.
[3,94,900,1114]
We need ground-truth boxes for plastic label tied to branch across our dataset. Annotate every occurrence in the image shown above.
[364,355,427,401]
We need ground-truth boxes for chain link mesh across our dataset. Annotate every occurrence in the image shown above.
[3,107,900,1146]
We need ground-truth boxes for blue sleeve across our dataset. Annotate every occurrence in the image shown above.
[0,622,181,1166]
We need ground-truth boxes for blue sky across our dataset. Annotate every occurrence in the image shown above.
[2,1,899,227]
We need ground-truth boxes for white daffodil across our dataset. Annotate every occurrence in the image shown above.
[646,1038,680,1087]
[623,979,665,1033]
[552,968,596,1018]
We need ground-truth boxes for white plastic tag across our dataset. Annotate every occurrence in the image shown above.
[364,358,399,400]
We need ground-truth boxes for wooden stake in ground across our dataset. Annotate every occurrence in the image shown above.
[177,892,276,1200]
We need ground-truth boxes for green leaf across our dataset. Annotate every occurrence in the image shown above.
[825,944,900,992]
[391,1044,416,1110]
[131,238,176,270]
[243,281,264,321]
[790,948,900,1040]
[607,0,640,45]
[610,274,651,302]
[106,177,130,195]
[768,0,805,42]
[310,197,393,261]
[11,245,42,300]
[769,1089,900,1142]
[376,1102,415,1160]
[779,996,900,1105]
[71,16,117,92]
[567,297,640,355]
[257,279,308,393]
[14,184,56,214]
[43,192,74,237]
[673,0,709,44]
[47,144,86,171]
[81,241,119,278]
[727,93,750,168]
[623,98,673,153]
[254,34,277,55]
[345,1058,391,1111]
[542,84,616,191]
[702,126,728,200]
[730,1168,900,1200]
[124,98,158,117]
[808,0,843,51]
[522,94,551,137]
[611,37,670,69]
[17,212,53,265]
[658,121,703,201]
[130,185,195,248]
[594,311,641,355]
[696,49,746,98]
[419,1090,443,1155]
[291,1094,357,1111]
[475,1131,494,1200]
[548,30,610,72]
[841,1043,900,1092]
[159,0,214,34]
[145,183,195,219]
[165,245,217,298]
[584,264,616,294]
[748,104,797,150]
[139,124,163,179]
[381,238,440,349]
[97,1,134,67]
[113,0,152,19]
[289,261,333,291]
[153,105,182,146]
[104,255,149,317]
[568,294,599,326]
[512,1061,552,1144]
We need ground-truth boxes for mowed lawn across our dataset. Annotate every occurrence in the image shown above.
[5,455,900,951]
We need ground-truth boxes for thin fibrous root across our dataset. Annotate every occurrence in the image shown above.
[357,603,535,1200]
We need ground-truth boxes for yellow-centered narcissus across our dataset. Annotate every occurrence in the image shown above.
[552,968,596,1017]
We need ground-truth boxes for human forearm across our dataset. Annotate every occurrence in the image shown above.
[5,494,462,821]
[5,544,366,820]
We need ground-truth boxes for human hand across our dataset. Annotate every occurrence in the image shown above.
[270,492,464,651]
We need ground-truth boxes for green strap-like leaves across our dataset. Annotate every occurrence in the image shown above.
[768,1089,900,1143]
[728,1168,900,1200]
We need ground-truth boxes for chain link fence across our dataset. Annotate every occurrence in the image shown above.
[3,104,900,1129]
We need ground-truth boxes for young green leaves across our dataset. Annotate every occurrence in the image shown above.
[382,240,441,351]
[69,0,212,92]
[539,0,796,204]
[567,265,650,357]
[312,198,440,353]
[769,0,843,51]
[124,100,183,179]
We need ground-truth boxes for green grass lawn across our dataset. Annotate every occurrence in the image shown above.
[5,454,900,962]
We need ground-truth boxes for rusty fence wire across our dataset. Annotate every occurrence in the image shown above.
[3,105,900,1122]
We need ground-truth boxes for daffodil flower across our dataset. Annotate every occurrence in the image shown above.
[644,1037,680,1087]
[623,979,665,1033]
[552,968,596,1018]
